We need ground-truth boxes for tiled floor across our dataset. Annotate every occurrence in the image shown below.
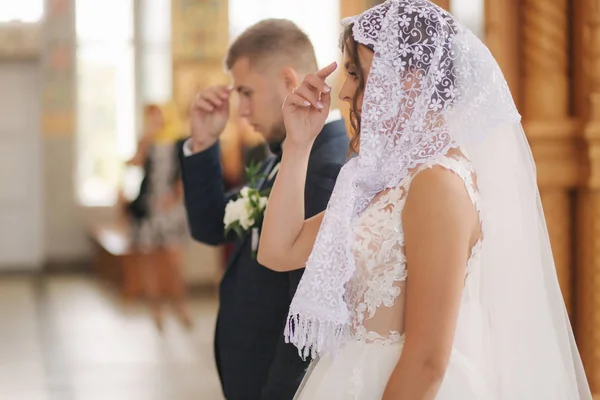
[0,274,223,400]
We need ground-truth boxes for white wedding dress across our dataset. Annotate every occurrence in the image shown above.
[294,153,493,399]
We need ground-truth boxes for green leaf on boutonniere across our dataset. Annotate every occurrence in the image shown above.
[225,222,244,239]
[248,198,257,210]
[233,224,243,238]
[245,160,260,175]
[246,160,267,188]
[224,223,233,237]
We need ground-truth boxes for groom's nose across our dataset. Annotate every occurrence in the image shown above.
[238,97,251,118]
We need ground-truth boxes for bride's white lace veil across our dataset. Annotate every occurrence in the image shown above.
[285,1,592,397]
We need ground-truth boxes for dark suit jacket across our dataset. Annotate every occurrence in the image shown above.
[179,120,349,400]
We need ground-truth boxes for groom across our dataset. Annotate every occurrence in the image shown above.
[179,19,349,399]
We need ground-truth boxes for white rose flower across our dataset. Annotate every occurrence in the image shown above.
[240,186,251,198]
[239,212,255,230]
[223,200,237,228]
[224,198,247,228]
[259,196,268,210]
[223,187,266,234]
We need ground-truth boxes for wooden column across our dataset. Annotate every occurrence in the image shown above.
[431,0,450,11]
[522,0,578,313]
[171,0,244,183]
[171,0,232,282]
[577,0,600,393]
[340,1,386,23]
[171,0,229,121]
[484,0,521,107]
[522,0,569,121]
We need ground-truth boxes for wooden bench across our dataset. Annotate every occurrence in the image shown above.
[90,225,144,299]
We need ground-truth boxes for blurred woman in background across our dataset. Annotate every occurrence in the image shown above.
[122,103,192,331]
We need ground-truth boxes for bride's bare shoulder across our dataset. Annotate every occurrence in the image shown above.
[405,148,475,204]
[408,165,471,204]
[403,162,478,232]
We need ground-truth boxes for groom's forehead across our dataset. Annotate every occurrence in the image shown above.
[230,59,274,90]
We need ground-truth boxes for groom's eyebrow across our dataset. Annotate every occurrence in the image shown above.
[236,85,253,95]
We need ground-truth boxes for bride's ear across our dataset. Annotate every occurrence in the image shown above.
[282,67,300,92]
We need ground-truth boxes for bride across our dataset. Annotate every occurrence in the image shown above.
[257,0,592,398]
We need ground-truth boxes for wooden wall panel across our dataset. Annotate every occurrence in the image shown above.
[521,0,577,313]
[577,0,600,393]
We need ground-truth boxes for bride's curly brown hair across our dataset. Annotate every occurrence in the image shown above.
[341,24,368,156]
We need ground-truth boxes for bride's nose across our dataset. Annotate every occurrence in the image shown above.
[339,81,353,104]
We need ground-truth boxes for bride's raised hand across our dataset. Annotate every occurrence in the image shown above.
[282,62,338,147]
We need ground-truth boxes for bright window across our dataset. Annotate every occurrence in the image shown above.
[451,0,485,38]
[0,1,44,23]
[139,0,172,104]
[76,0,171,206]
[76,0,134,206]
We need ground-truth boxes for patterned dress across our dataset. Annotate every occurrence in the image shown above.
[130,143,188,252]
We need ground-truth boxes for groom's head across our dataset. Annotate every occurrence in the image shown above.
[226,19,318,146]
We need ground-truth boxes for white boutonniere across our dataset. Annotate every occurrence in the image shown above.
[223,161,272,258]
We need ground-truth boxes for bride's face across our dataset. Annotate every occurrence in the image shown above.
[339,35,374,154]
[339,44,373,115]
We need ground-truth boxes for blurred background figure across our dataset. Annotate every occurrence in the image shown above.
[2,0,600,399]
[118,103,191,331]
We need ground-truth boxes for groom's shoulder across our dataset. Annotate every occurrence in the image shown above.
[320,118,348,142]
[305,122,348,181]
[311,120,349,164]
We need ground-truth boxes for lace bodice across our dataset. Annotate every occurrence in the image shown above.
[345,152,482,345]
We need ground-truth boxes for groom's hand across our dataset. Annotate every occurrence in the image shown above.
[190,85,233,153]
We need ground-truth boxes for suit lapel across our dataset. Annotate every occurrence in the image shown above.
[256,156,277,190]
[227,155,280,266]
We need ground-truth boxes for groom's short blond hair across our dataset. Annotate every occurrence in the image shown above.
[225,19,318,74]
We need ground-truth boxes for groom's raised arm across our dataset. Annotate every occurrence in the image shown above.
[179,139,235,246]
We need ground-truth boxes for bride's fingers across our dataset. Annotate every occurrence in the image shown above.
[284,92,311,109]
[301,76,331,113]
[316,61,338,80]
[294,85,323,109]
[294,63,336,111]
[303,74,331,95]
[320,87,331,112]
